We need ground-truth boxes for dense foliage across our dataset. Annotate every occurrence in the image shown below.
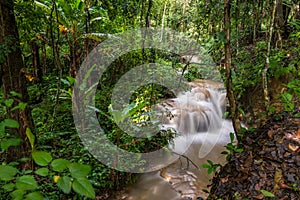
[0,0,299,199]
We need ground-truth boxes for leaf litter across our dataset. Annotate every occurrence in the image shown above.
[208,111,300,199]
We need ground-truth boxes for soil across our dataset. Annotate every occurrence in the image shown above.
[208,110,300,200]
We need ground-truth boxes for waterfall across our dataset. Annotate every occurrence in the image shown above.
[120,80,234,200]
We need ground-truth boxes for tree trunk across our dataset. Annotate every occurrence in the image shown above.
[224,0,242,140]
[0,0,34,168]
[275,0,290,39]
[84,1,91,58]
[69,37,78,78]
[294,2,300,20]
[140,0,145,28]
[41,41,47,75]
[253,0,262,43]
[29,39,42,81]
[235,0,239,54]
[263,0,277,113]
[145,0,152,28]
[160,1,167,40]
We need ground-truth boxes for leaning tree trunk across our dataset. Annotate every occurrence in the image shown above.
[0,0,34,168]
[224,0,242,140]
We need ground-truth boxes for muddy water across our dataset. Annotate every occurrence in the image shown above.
[116,80,234,200]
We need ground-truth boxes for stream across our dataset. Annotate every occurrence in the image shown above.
[114,79,234,200]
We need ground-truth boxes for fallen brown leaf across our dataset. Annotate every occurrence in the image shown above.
[253,194,264,199]
[274,168,283,193]
[288,143,299,152]
[280,183,292,190]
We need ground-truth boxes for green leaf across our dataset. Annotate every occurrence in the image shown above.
[61,78,70,86]
[0,122,5,137]
[0,165,18,181]
[75,0,81,8]
[32,151,52,166]
[3,119,19,128]
[129,102,148,116]
[51,159,70,172]
[281,92,293,102]
[260,190,275,197]
[34,1,50,11]
[35,168,49,176]
[201,164,210,168]
[9,163,20,167]
[1,138,22,151]
[10,189,25,200]
[2,183,15,192]
[16,175,38,191]
[226,143,234,150]
[235,148,244,153]
[12,102,27,111]
[238,107,245,116]
[4,99,14,107]
[26,128,35,150]
[230,132,235,142]
[67,76,75,85]
[23,170,33,174]
[69,163,91,178]
[207,160,213,166]
[10,91,22,98]
[57,176,72,194]
[25,192,44,200]
[72,177,95,199]
[19,157,30,163]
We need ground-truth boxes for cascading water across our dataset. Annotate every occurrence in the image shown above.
[118,80,234,200]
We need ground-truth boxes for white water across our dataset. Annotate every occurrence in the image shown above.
[117,80,234,200]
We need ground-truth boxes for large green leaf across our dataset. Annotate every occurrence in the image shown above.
[72,177,95,199]
[2,183,15,192]
[35,168,49,176]
[0,165,18,181]
[57,176,72,194]
[51,159,70,172]
[1,138,22,151]
[25,192,44,200]
[10,189,25,200]
[3,119,19,128]
[16,175,38,191]
[68,163,91,178]
[32,151,52,166]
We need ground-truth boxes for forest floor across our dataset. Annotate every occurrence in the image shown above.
[208,110,300,199]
